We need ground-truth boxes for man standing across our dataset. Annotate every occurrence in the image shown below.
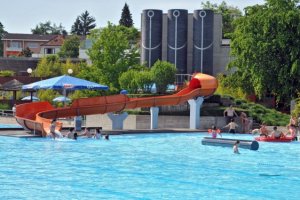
[223,104,238,124]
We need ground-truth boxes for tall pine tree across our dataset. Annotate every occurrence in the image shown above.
[119,3,133,27]
[71,11,96,36]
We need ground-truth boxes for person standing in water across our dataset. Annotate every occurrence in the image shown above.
[50,119,57,139]
[94,127,102,139]
[210,125,222,138]
[233,140,240,154]
[223,118,239,134]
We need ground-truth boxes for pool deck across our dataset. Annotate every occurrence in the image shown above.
[0,116,204,138]
[0,128,204,138]
[0,116,289,138]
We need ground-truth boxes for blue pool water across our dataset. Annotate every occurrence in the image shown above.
[0,133,299,200]
[0,123,22,128]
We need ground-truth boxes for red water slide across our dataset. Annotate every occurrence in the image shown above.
[15,73,218,137]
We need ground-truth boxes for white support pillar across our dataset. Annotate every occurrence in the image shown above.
[150,107,159,129]
[188,97,204,129]
[107,112,128,130]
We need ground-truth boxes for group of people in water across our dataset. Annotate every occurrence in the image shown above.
[208,104,299,153]
[49,119,109,140]
[222,104,298,139]
[251,116,297,139]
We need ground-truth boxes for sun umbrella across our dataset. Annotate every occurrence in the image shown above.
[21,96,39,101]
[120,89,128,94]
[22,75,109,91]
[53,96,71,102]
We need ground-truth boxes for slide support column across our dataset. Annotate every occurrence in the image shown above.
[188,97,204,129]
[150,107,159,129]
[107,112,128,130]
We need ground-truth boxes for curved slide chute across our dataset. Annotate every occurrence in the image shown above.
[15,73,218,137]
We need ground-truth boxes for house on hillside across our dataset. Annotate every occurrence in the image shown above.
[1,33,58,57]
[1,33,87,75]
[39,35,64,57]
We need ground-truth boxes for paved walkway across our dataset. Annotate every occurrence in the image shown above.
[0,116,204,137]
[0,116,289,137]
[0,116,18,125]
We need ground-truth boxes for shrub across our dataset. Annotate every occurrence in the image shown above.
[0,103,10,110]
[0,70,15,77]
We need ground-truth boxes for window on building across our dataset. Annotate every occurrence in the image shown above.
[9,41,22,48]
[45,48,55,54]
[27,42,39,48]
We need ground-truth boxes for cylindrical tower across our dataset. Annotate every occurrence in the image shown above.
[141,9,163,68]
[192,9,214,75]
[167,9,188,74]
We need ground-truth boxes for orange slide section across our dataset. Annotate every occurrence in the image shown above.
[15,73,218,137]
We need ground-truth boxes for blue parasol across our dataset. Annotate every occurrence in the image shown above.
[22,75,109,91]
[53,96,71,102]
[21,96,39,101]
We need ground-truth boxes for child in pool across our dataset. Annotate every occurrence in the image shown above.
[233,140,240,154]
[210,125,222,138]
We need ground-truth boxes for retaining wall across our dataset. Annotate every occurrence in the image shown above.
[86,114,250,132]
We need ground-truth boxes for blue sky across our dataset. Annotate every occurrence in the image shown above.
[1,0,265,33]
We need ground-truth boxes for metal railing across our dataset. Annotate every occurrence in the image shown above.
[175,74,193,86]
[0,109,14,117]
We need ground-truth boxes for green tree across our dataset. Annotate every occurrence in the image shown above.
[37,89,60,102]
[0,22,7,57]
[19,47,32,57]
[119,3,133,27]
[31,21,67,35]
[119,67,153,94]
[33,55,61,77]
[135,70,153,93]
[229,0,300,105]
[151,61,176,94]
[58,35,80,58]
[33,55,84,77]
[87,23,139,91]
[201,1,242,38]
[119,70,139,93]
[71,11,96,36]
[61,58,84,75]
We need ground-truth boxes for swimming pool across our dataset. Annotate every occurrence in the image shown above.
[0,133,299,199]
[0,123,22,129]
